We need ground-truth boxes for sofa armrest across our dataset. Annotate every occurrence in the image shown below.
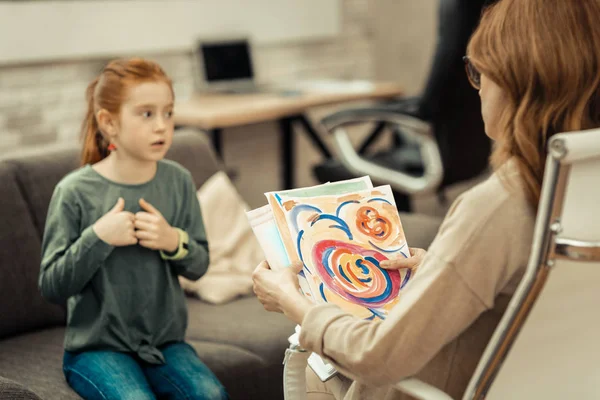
[0,376,43,400]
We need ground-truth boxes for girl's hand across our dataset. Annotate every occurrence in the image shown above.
[134,198,179,252]
[380,247,427,275]
[252,261,311,323]
[93,197,137,246]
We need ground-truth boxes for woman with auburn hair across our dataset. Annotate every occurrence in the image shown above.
[252,0,600,399]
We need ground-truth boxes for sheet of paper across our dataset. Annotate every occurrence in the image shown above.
[246,204,312,297]
[279,185,410,319]
[265,176,373,264]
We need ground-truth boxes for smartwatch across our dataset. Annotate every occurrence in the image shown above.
[160,228,189,260]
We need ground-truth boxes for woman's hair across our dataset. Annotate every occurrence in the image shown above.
[467,0,600,209]
[80,58,174,165]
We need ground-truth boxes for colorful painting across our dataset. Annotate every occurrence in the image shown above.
[279,185,410,320]
[265,177,372,264]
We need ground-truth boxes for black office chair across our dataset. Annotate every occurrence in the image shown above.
[313,0,492,211]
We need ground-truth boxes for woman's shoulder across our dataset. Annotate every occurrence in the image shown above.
[431,163,534,261]
[452,163,530,220]
[425,163,536,305]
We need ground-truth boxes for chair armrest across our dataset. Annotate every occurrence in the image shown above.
[320,109,443,195]
[0,376,43,400]
[394,377,454,400]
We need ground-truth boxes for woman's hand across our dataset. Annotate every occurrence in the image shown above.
[93,197,137,246]
[380,247,427,274]
[134,198,179,252]
[252,261,313,324]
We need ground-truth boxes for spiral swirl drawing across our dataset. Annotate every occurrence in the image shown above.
[282,186,411,320]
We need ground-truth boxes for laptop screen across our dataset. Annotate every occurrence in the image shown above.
[200,40,254,83]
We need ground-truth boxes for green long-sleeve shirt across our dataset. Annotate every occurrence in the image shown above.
[39,160,209,364]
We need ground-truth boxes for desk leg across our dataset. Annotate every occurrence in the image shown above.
[278,115,334,189]
[209,128,223,159]
[295,115,332,158]
[279,117,295,190]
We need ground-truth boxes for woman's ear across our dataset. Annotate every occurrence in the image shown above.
[96,109,118,140]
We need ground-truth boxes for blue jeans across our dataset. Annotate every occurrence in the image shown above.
[63,342,228,400]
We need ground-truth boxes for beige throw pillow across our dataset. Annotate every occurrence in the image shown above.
[179,171,265,304]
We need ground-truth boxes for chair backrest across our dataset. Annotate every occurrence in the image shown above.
[418,0,491,187]
[463,128,600,399]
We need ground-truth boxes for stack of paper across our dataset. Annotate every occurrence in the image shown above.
[247,177,413,381]
[246,176,412,321]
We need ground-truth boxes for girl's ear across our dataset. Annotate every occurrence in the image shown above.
[96,109,118,140]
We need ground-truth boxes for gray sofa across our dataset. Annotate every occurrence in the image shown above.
[0,131,297,400]
[0,130,444,400]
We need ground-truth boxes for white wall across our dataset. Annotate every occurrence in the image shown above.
[0,0,340,65]
[370,0,437,95]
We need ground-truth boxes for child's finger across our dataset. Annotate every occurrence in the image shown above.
[139,198,163,216]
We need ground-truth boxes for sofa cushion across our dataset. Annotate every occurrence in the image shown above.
[186,295,296,365]
[0,327,281,400]
[180,171,264,304]
[0,163,65,340]
[187,340,284,400]
[167,129,221,189]
[0,328,78,400]
[0,376,43,400]
[6,147,80,239]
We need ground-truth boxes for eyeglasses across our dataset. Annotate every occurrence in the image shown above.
[463,56,481,90]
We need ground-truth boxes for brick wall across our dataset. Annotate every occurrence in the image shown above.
[0,0,373,156]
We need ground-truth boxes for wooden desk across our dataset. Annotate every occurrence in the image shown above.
[174,82,403,189]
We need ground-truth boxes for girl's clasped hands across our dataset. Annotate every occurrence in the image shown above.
[93,197,179,252]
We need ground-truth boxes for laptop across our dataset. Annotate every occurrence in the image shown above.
[193,36,265,94]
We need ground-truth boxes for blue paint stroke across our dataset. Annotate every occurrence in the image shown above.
[367,197,392,205]
[343,263,393,305]
[311,214,353,240]
[400,268,412,289]
[319,283,327,302]
[296,230,305,262]
[368,308,386,320]
[363,256,379,266]
[338,263,352,284]
[329,224,352,236]
[355,259,370,275]
[275,193,283,205]
[321,247,337,278]
[368,240,407,254]
[290,205,322,234]
[336,200,360,216]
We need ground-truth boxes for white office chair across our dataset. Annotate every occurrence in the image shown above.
[462,128,600,399]
[283,128,600,400]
